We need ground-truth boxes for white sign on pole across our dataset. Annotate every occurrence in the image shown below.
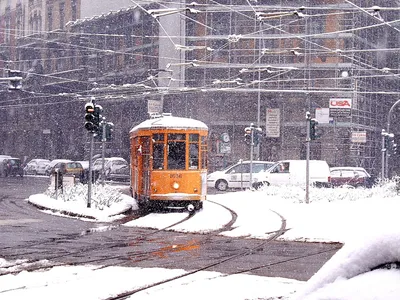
[266,108,280,137]
[315,108,333,124]
[351,131,367,143]
[147,100,163,114]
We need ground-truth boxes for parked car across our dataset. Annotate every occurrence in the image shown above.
[109,165,130,182]
[93,157,128,180]
[49,161,85,182]
[3,157,24,177]
[76,160,89,171]
[207,160,275,191]
[330,167,376,188]
[24,159,51,175]
[0,155,12,177]
[252,160,331,189]
[45,159,72,176]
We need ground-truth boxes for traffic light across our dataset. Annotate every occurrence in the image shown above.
[84,102,97,133]
[392,143,398,155]
[94,104,103,128]
[388,135,396,155]
[310,118,318,140]
[8,70,22,90]
[244,127,251,145]
[253,128,262,146]
[105,122,114,141]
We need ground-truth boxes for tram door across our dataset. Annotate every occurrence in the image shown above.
[140,136,151,198]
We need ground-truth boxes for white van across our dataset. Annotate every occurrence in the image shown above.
[252,160,331,188]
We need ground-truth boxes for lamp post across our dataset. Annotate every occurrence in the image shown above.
[385,99,400,178]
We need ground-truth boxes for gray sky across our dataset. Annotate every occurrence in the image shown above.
[81,0,135,19]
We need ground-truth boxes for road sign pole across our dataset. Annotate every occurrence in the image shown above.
[306,112,311,204]
[87,133,93,208]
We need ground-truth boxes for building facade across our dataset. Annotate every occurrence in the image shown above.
[0,0,399,176]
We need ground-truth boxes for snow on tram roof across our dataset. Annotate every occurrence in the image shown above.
[130,114,208,132]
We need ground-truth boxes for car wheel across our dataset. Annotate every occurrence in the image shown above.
[33,170,37,176]
[215,180,228,191]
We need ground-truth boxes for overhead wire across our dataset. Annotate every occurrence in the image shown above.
[2,1,400,108]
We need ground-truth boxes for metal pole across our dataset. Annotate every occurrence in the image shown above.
[101,122,106,186]
[249,124,254,188]
[87,133,94,208]
[385,99,400,178]
[306,112,311,204]
[381,130,386,180]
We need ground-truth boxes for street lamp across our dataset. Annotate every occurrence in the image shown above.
[384,99,400,178]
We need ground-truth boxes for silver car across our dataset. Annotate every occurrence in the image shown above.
[24,159,51,175]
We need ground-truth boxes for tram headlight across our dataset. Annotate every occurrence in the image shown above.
[172,182,180,190]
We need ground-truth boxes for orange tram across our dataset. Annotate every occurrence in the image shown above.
[129,113,208,211]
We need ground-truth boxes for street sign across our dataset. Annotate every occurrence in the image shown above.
[266,108,280,137]
[148,99,162,114]
[315,108,333,124]
[329,98,352,117]
[351,131,367,143]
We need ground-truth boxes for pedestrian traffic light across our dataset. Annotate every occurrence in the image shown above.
[84,102,97,132]
[244,127,252,145]
[310,118,318,140]
[105,122,114,141]
[8,70,22,90]
[253,128,262,147]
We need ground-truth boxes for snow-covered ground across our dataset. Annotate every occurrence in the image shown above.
[2,182,400,299]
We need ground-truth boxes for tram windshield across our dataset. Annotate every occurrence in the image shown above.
[168,133,186,170]
[152,133,203,170]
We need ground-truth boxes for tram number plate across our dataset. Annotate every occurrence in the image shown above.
[170,174,182,178]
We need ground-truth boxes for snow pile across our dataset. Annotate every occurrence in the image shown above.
[29,183,136,221]
[257,178,399,203]
[293,227,400,300]
[44,183,124,210]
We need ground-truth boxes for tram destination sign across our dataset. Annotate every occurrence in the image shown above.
[329,98,352,117]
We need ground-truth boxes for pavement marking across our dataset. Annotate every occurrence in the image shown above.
[0,219,42,226]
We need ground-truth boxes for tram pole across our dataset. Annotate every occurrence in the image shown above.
[305,112,311,204]
[101,121,106,186]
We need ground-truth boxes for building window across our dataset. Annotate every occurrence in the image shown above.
[59,2,65,30]
[48,7,53,31]
[71,0,77,20]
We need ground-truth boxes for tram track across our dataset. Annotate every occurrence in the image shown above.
[0,198,239,275]
[0,206,200,275]
[0,195,340,300]
[104,208,288,299]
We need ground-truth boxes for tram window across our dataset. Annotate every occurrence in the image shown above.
[189,143,199,169]
[167,141,186,170]
[152,143,164,170]
[168,133,185,141]
[152,133,164,142]
[201,136,207,169]
[189,134,199,142]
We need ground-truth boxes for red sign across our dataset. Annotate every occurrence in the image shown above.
[329,98,352,117]
[329,99,352,108]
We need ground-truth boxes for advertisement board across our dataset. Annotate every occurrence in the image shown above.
[329,98,352,117]
[266,108,280,138]
[351,131,367,143]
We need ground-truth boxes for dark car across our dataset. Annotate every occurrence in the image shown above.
[108,165,130,182]
[330,167,376,188]
[3,158,24,177]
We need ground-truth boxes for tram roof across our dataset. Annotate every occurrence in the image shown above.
[130,114,208,132]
